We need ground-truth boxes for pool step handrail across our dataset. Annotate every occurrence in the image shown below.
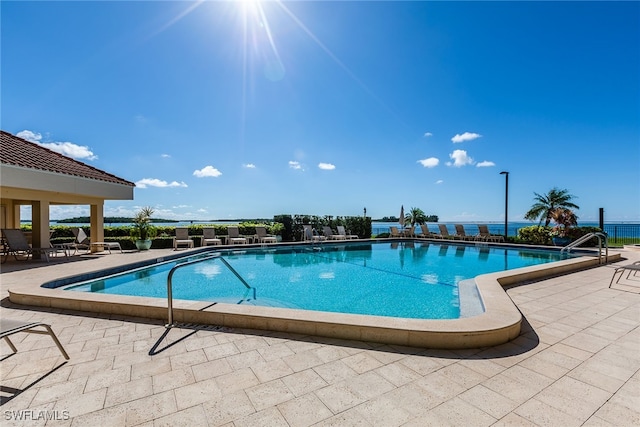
[166,253,251,327]
[561,232,608,264]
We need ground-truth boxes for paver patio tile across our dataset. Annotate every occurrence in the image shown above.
[173,377,223,410]
[312,359,359,383]
[152,404,209,427]
[278,393,334,427]
[233,407,288,427]
[280,368,327,396]
[120,390,177,426]
[130,356,171,380]
[201,390,256,426]
[428,396,497,427]
[245,378,296,411]
[458,384,519,419]
[151,367,195,394]
[341,352,385,374]
[214,367,260,393]
[54,387,107,418]
[225,349,267,371]
[84,365,131,392]
[104,377,153,407]
[374,360,423,386]
[169,348,207,369]
[255,342,296,361]
[514,397,584,427]
[353,393,414,426]
[591,401,640,426]
[490,412,537,426]
[190,357,234,382]
[282,349,325,372]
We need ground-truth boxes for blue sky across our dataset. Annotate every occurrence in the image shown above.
[3,1,639,223]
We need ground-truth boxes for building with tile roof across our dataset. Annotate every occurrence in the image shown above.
[1,130,135,254]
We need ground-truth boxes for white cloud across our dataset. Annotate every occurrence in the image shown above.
[417,157,439,168]
[161,154,171,158]
[135,178,188,188]
[318,162,335,170]
[424,132,433,137]
[476,161,495,167]
[289,161,302,170]
[447,149,474,167]
[243,163,256,169]
[436,180,444,184]
[451,132,482,143]
[193,166,222,178]
[17,129,98,160]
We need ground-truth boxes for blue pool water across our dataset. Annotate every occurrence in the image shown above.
[65,242,575,320]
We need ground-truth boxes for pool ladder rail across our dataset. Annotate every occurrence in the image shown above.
[560,232,608,264]
[165,252,253,327]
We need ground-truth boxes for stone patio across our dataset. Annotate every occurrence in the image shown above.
[1,247,638,426]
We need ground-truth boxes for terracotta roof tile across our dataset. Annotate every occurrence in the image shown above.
[0,130,135,187]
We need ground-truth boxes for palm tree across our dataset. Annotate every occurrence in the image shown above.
[405,207,428,227]
[524,188,579,226]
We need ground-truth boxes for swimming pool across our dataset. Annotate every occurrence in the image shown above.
[14,239,610,349]
[64,241,575,320]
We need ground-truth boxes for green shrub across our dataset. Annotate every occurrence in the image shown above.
[517,225,552,245]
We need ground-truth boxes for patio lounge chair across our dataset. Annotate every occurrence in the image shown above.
[303,225,325,242]
[202,227,222,246]
[403,225,416,238]
[336,226,358,239]
[1,318,69,360]
[609,261,640,287]
[476,224,504,242]
[454,224,474,240]
[66,227,91,254]
[255,226,277,244]
[173,227,194,250]
[389,226,403,238]
[323,226,345,240]
[417,224,435,238]
[1,229,60,262]
[227,226,248,245]
[437,224,453,239]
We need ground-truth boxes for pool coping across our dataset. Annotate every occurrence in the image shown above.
[7,244,619,349]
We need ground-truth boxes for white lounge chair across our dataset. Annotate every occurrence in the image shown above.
[227,226,248,245]
[202,227,222,246]
[336,226,358,239]
[323,226,345,240]
[173,227,194,250]
[302,225,325,242]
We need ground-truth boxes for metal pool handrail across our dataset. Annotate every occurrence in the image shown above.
[166,253,251,327]
[561,232,608,264]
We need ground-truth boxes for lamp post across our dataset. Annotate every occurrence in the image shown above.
[500,171,509,239]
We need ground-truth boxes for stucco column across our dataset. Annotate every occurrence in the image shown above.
[90,204,104,252]
[31,200,50,259]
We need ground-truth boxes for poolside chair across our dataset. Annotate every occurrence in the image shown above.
[65,227,91,254]
[609,261,640,287]
[437,224,453,239]
[476,224,504,242]
[403,225,416,238]
[173,227,194,250]
[227,226,248,245]
[303,225,325,242]
[454,224,474,240]
[202,227,222,246]
[417,224,435,239]
[254,226,277,244]
[1,229,59,262]
[389,226,403,238]
[323,226,345,240]
[336,226,358,240]
[1,318,69,360]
